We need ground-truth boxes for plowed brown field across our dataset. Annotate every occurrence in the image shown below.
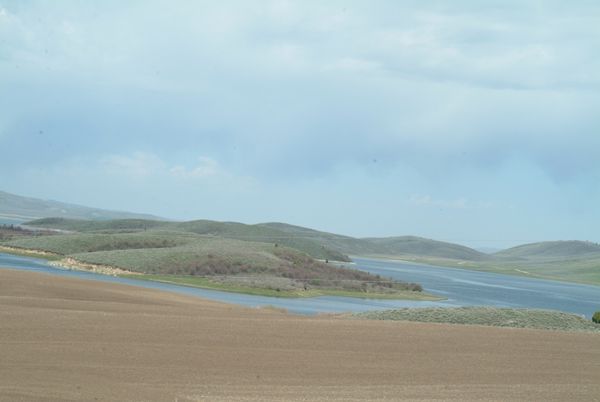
[1,269,599,401]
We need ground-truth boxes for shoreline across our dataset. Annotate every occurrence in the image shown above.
[0,245,61,259]
[0,246,439,301]
[50,257,140,277]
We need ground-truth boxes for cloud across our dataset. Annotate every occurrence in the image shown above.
[2,1,598,185]
[0,1,599,244]
[100,152,233,181]
[324,57,381,73]
[170,157,221,179]
[102,152,167,179]
[408,194,468,210]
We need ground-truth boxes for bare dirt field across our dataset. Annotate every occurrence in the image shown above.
[1,269,599,401]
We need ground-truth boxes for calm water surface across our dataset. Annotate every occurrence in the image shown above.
[352,257,600,318]
[1,252,599,316]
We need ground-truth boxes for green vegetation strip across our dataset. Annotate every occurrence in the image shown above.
[353,307,600,332]
[120,274,440,300]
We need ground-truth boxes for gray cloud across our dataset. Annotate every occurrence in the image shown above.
[1,1,599,244]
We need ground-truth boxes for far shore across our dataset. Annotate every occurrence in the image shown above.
[351,254,600,287]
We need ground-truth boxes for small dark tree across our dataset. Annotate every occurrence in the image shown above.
[593,311,600,324]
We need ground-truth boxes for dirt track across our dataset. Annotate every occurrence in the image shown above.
[1,269,599,401]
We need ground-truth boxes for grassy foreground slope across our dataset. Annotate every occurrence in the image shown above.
[3,232,429,299]
[354,307,600,332]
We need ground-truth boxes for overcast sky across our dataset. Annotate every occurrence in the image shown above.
[1,1,599,248]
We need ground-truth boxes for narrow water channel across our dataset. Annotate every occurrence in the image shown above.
[2,252,599,316]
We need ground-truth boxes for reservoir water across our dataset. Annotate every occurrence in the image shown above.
[1,252,599,316]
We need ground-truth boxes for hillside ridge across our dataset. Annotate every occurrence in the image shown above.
[495,240,600,259]
[0,190,163,222]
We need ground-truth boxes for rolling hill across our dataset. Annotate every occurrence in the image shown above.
[259,222,489,261]
[494,241,600,259]
[0,190,163,222]
[25,218,351,262]
[26,218,489,262]
[6,191,598,285]
[253,224,600,285]
[358,236,489,260]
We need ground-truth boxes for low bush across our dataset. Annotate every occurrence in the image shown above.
[355,307,600,332]
[593,311,600,324]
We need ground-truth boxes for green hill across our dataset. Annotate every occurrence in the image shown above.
[0,191,163,222]
[25,217,170,232]
[26,218,351,262]
[28,218,489,262]
[425,241,600,286]
[495,241,600,259]
[259,223,488,261]
[361,236,489,261]
[27,218,491,262]
[3,231,196,255]
[253,224,600,286]
[258,222,372,254]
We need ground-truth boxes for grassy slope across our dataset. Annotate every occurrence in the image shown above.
[259,222,489,260]
[28,218,489,262]
[24,219,600,285]
[22,217,170,233]
[0,224,56,242]
[361,236,489,260]
[494,240,600,259]
[353,307,600,332]
[27,218,351,262]
[4,232,428,298]
[3,231,197,254]
[172,220,350,262]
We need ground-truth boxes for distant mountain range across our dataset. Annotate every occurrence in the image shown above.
[0,191,163,223]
